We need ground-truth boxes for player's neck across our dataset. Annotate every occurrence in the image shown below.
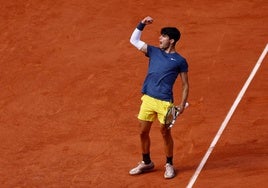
[164,46,176,54]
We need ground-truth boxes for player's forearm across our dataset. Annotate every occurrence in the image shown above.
[180,83,189,107]
[130,22,146,50]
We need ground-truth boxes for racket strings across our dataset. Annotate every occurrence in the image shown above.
[165,106,179,125]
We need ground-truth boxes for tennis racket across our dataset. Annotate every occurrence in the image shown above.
[164,102,189,129]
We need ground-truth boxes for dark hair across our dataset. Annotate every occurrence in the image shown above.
[161,27,181,44]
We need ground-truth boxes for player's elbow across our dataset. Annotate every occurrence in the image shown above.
[130,37,138,46]
[130,39,145,50]
[130,37,135,45]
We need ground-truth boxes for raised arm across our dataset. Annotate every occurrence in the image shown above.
[130,16,153,54]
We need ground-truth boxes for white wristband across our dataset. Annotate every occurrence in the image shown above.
[130,28,146,50]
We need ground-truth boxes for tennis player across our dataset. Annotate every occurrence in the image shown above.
[129,16,189,179]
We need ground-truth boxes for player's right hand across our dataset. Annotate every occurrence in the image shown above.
[141,16,153,25]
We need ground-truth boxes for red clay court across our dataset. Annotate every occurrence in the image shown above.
[0,0,267,187]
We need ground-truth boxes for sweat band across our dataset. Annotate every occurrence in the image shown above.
[137,22,146,31]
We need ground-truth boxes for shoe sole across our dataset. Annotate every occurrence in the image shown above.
[164,174,175,179]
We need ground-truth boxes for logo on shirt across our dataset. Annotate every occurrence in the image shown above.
[170,58,176,61]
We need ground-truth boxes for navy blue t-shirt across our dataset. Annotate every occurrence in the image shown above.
[142,45,188,102]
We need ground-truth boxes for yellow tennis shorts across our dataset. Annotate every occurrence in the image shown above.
[138,95,173,124]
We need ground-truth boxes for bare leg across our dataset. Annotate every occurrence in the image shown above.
[160,125,174,157]
[161,125,176,178]
[129,120,155,175]
[139,120,153,154]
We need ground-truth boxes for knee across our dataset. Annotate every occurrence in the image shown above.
[140,129,150,138]
[160,127,171,138]
[139,120,152,138]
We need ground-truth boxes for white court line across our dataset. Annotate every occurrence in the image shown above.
[186,43,268,188]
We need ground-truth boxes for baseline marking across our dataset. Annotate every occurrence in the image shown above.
[186,43,268,188]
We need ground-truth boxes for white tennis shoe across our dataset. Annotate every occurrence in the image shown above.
[129,161,154,175]
[164,163,175,179]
